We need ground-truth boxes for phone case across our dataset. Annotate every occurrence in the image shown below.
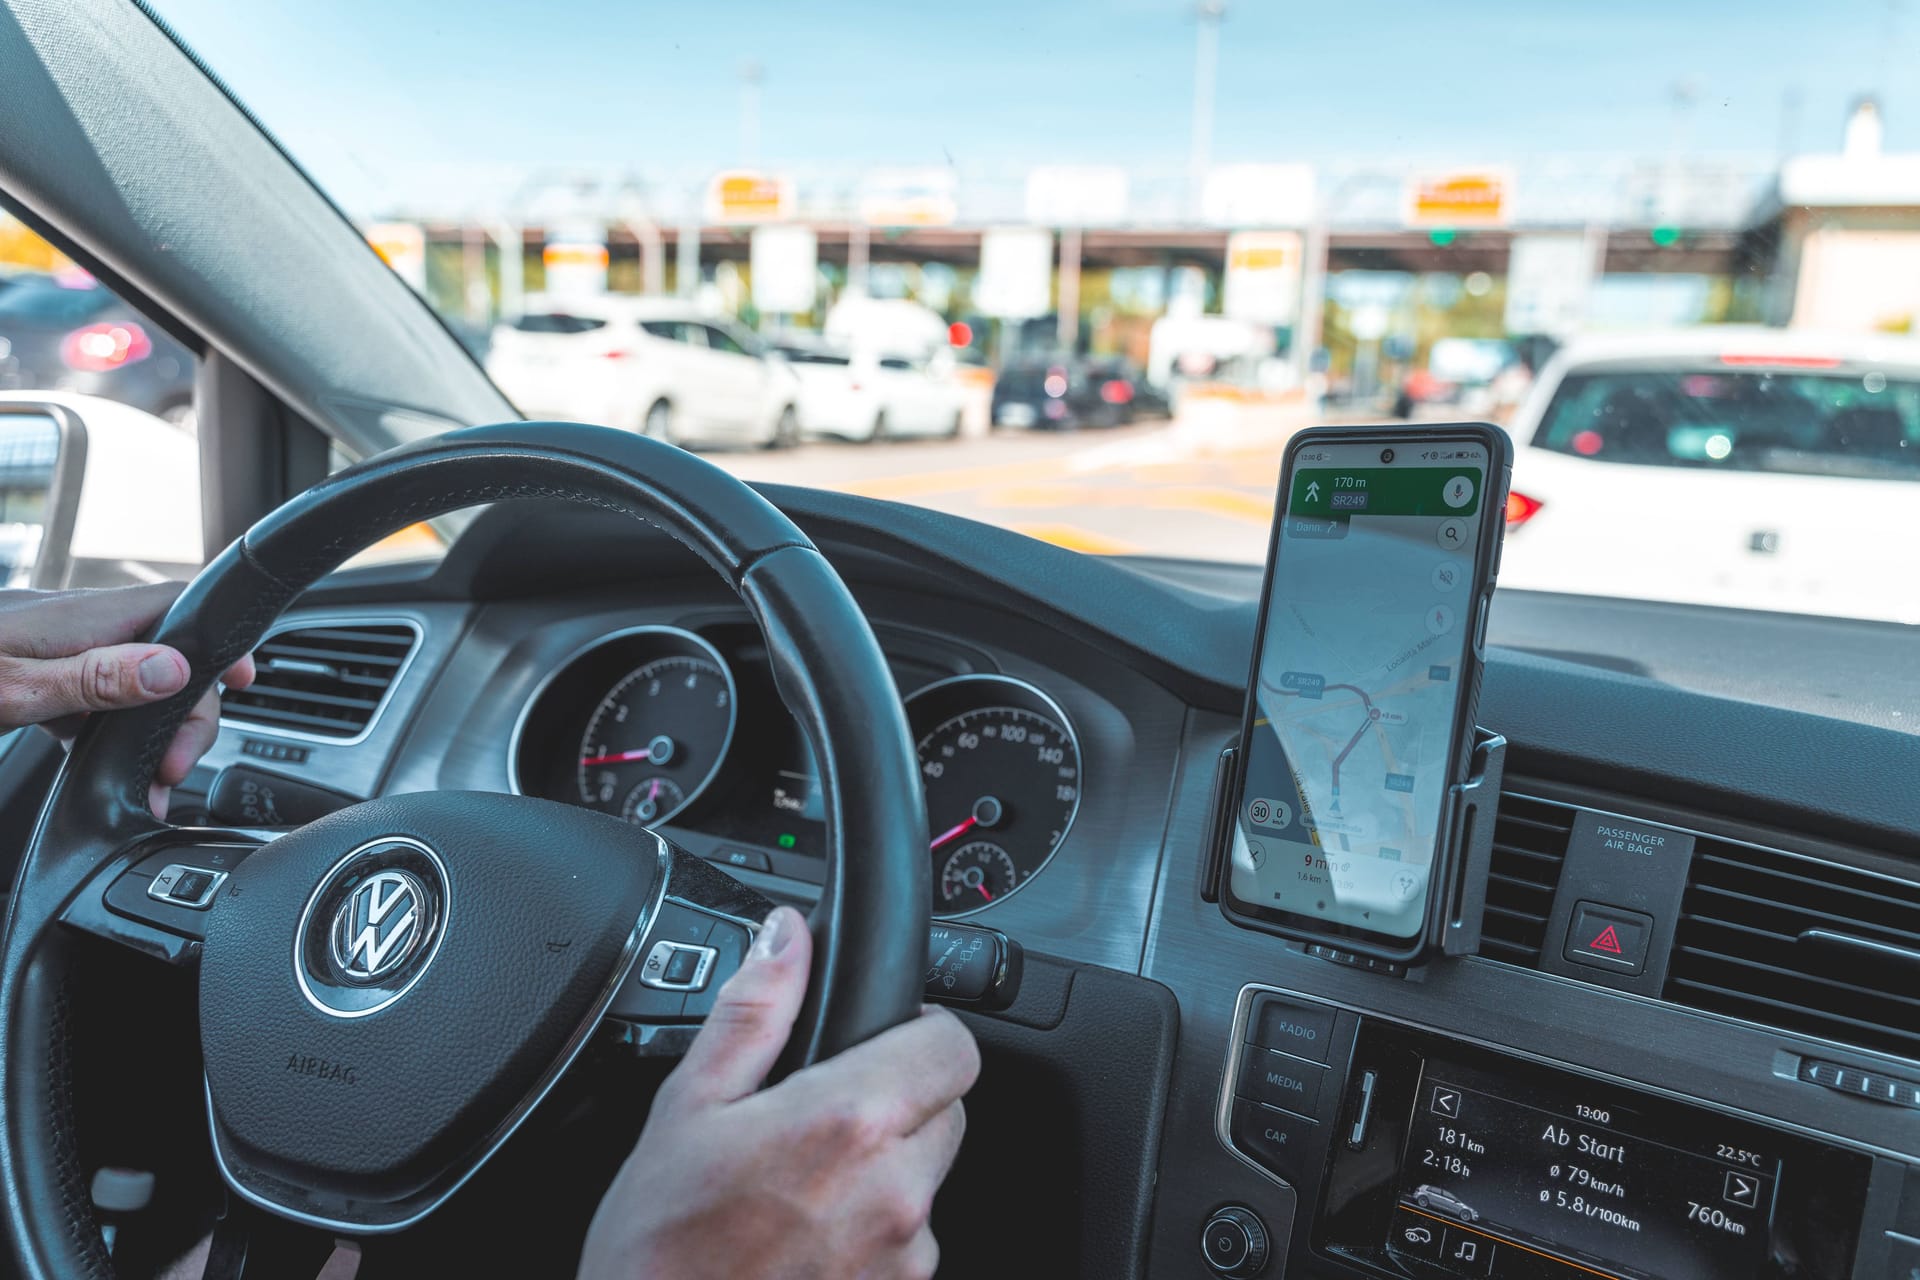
[1217,421,1514,963]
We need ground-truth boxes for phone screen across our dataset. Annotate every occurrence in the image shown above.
[1228,437,1492,944]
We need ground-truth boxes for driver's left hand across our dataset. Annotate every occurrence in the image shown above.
[0,584,256,817]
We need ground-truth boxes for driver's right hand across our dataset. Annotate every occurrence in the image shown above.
[577,906,980,1280]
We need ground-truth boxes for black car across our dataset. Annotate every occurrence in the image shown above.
[0,271,195,425]
[992,361,1139,430]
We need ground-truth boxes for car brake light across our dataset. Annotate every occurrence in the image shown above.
[1719,353,1842,369]
[1099,379,1133,405]
[600,349,634,360]
[60,322,152,373]
[1505,491,1543,528]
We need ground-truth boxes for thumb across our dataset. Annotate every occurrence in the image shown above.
[0,645,190,730]
[659,906,812,1109]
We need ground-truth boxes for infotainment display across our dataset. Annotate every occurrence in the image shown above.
[1312,1017,1872,1280]
[1391,1056,1776,1278]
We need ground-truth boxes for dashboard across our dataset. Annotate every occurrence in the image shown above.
[181,491,1920,1280]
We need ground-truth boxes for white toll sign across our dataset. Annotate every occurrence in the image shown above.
[1223,231,1304,326]
[1025,166,1130,227]
[975,227,1054,320]
[750,225,818,315]
[542,221,608,302]
[1202,164,1317,228]
[1505,234,1597,336]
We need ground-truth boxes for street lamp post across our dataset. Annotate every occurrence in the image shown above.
[1188,1,1225,220]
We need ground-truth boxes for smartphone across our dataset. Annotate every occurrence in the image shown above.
[1220,423,1512,961]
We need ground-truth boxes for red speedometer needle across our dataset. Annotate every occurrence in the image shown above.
[580,747,651,767]
[975,881,994,902]
[930,816,977,851]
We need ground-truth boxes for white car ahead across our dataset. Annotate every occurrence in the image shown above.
[485,297,800,449]
[1502,328,1920,623]
[775,342,966,442]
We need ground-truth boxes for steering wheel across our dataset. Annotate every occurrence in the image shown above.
[0,423,930,1275]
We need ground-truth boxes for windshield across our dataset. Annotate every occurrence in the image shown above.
[144,2,1920,622]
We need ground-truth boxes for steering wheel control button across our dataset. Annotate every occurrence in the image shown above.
[206,765,355,827]
[1563,900,1653,975]
[1200,1205,1270,1277]
[1237,1044,1326,1117]
[1231,1098,1319,1183]
[681,920,753,1020]
[640,940,717,992]
[294,837,449,1018]
[147,864,225,909]
[1246,995,1336,1063]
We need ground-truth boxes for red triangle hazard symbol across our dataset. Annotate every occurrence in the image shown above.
[1589,925,1623,955]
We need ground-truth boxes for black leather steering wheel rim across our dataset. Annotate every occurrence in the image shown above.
[0,422,929,1278]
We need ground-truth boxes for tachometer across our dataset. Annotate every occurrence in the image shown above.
[511,626,737,828]
[906,674,1082,917]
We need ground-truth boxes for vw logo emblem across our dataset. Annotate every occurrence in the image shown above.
[295,837,448,1018]
[331,870,427,981]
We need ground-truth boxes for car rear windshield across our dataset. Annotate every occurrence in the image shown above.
[776,349,851,366]
[1532,368,1920,480]
[0,276,108,324]
[510,313,606,335]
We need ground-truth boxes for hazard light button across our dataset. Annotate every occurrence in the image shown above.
[1563,901,1653,975]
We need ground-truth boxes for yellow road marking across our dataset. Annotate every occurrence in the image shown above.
[1008,523,1141,555]
[983,483,1275,525]
[842,454,1076,500]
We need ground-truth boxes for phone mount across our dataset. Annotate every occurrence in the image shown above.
[1202,727,1508,970]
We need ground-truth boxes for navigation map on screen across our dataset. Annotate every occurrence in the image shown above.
[1230,441,1487,939]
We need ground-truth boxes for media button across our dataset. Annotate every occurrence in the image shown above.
[1238,1044,1326,1116]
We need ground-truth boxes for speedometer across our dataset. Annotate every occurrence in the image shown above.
[906,675,1082,917]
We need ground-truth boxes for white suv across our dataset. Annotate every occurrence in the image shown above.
[485,296,800,449]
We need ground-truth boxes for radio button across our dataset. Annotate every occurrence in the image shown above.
[1247,996,1337,1063]
[1238,1044,1326,1116]
[1230,1098,1318,1183]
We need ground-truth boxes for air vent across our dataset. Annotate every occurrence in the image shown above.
[1666,837,1920,1063]
[223,623,418,740]
[1478,794,1575,967]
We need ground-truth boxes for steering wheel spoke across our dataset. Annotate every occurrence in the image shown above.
[59,828,270,966]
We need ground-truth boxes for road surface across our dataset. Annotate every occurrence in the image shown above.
[712,417,1295,562]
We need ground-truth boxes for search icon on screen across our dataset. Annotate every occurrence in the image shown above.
[1436,519,1469,549]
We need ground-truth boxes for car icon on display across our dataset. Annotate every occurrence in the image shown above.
[1402,1226,1434,1245]
[1411,1185,1479,1222]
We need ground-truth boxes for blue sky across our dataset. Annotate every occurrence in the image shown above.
[155,0,1916,216]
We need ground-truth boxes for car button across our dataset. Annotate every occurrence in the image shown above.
[1230,1098,1319,1183]
[1237,1043,1325,1116]
[1563,900,1653,975]
[640,941,717,992]
[710,847,772,873]
[1247,995,1336,1063]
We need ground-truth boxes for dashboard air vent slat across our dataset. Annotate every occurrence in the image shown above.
[223,623,417,740]
[1477,794,1575,967]
[1665,837,1920,1063]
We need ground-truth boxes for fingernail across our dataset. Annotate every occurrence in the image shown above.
[751,907,798,960]
[138,651,187,696]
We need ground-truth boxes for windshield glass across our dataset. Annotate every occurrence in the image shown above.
[146,2,1920,622]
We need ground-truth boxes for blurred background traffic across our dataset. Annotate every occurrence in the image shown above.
[2,0,1917,619]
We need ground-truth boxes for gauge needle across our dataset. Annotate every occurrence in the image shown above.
[647,779,661,803]
[930,816,977,851]
[580,747,651,766]
[975,881,994,902]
